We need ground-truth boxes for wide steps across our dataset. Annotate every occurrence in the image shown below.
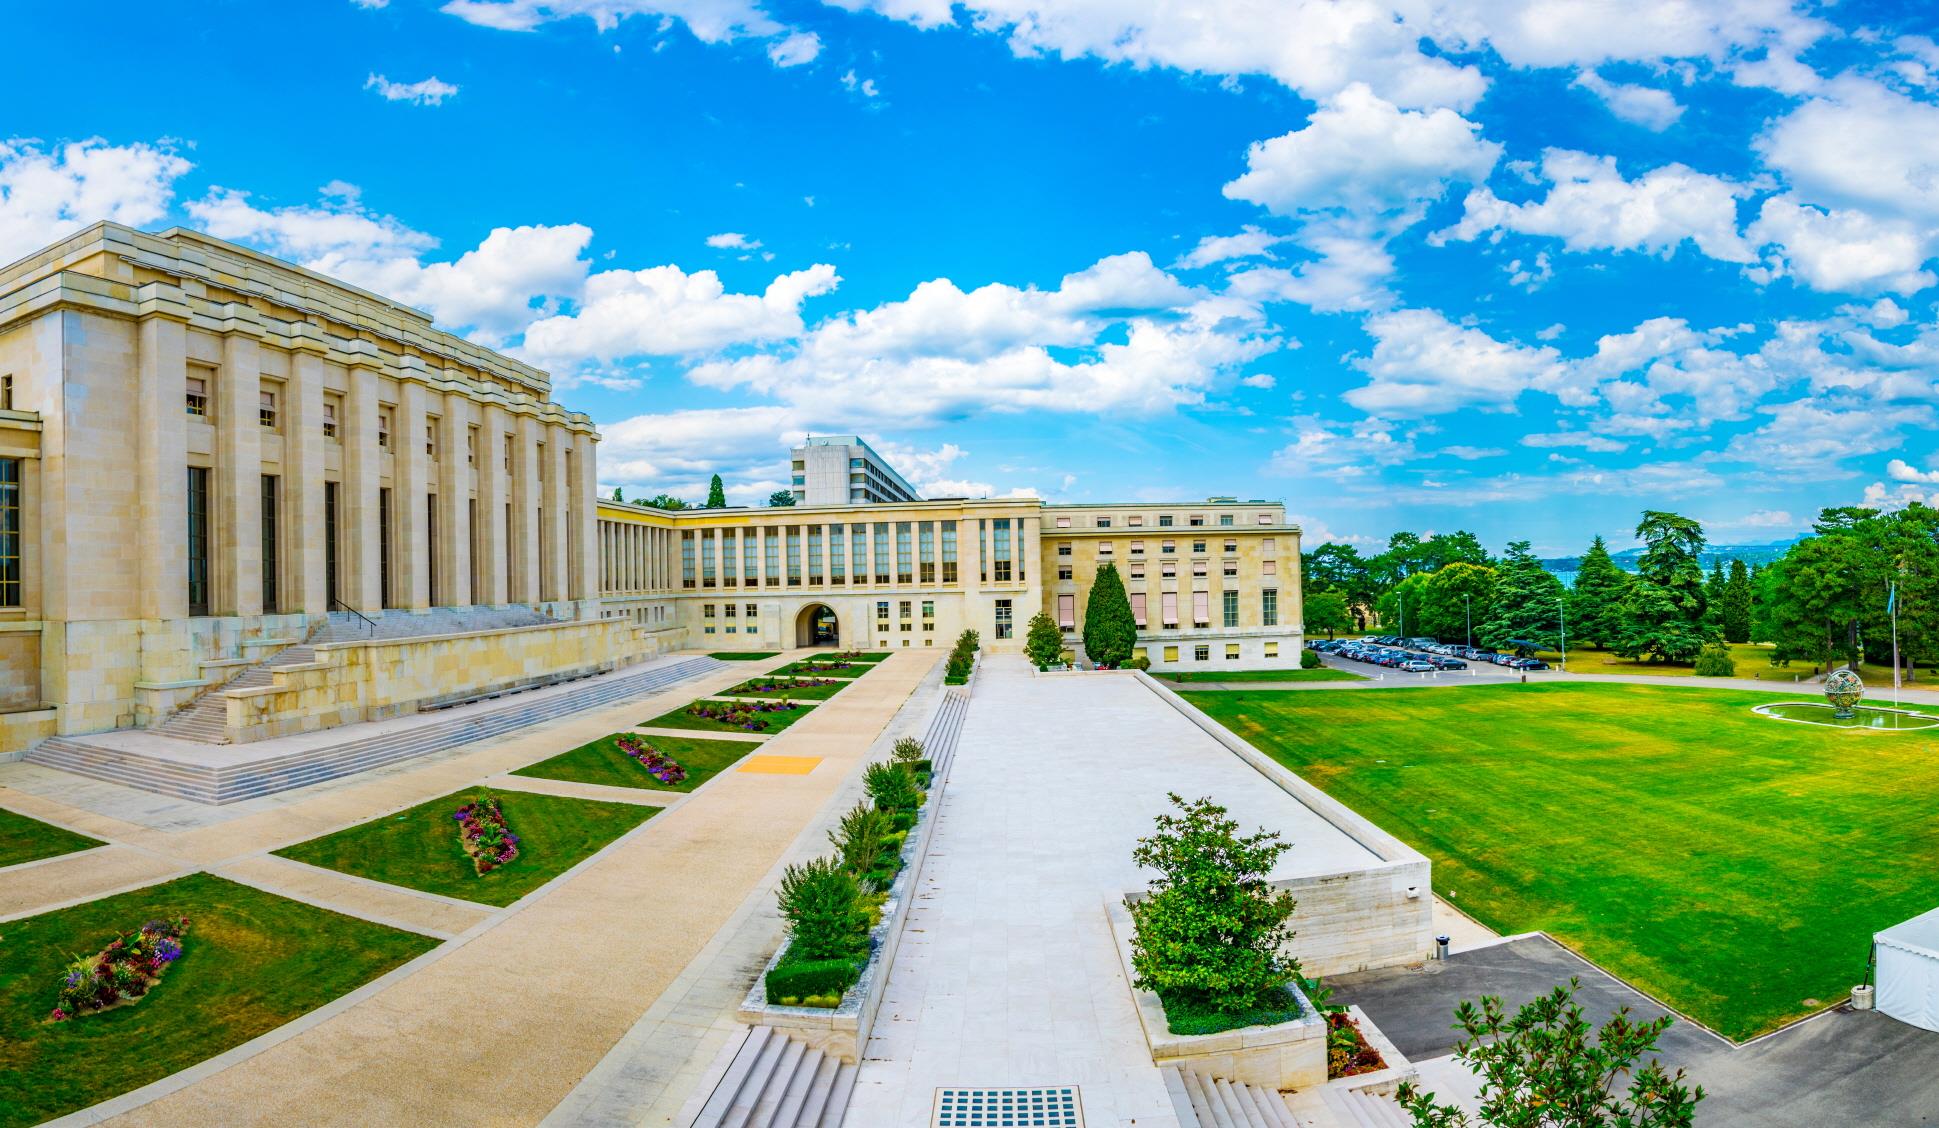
[30,656,722,804]
[1319,1088,1411,1128]
[920,687,970,776]
[689,1026,854,1128]
[1165,1067,1298,1128]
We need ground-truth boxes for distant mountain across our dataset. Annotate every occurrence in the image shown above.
[1543,536,1804,577]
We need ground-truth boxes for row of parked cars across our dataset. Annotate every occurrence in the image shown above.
[1306,635,1552,672]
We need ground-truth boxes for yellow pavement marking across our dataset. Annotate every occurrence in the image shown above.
[736,755,822,775]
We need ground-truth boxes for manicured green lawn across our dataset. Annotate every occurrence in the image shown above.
[0,872,434,1128]
[273,789,656,907]
[512,734,756,792]
[1156,668,1366,684]
[0,806,104,869]
[709,651,780,660]
[723,676,849,700]
[1182,682,1939,1041]
[771,658,875,679]
[643,698,817,734]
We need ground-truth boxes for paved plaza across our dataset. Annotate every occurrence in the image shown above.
[845,656,1381,1126]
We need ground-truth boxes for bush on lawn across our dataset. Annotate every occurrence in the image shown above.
[1129,653,1150,671]
[1301,649,1323,669]
[1025,611,1065,670]
[1127,793,1300,1020]
[764,955,865,1007]
[1693,644,1736,678]
[776,857,870,962]
[864,760,922,813]
[891,736,924,764]
[945,628,979,683]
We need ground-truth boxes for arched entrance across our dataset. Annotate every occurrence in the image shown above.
[796,604,839,648]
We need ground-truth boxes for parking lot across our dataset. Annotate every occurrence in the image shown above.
[1308,636,1559,683]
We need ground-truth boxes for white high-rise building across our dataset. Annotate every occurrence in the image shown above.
[789,435,920,506]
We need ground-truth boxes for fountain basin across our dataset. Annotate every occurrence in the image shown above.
[1753,702,1939,731]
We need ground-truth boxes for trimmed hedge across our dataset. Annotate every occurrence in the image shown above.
[1159,984,1305,1036]
[765,956,865,1006]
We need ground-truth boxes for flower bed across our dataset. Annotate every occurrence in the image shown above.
[685,698,804,732]
[793,661,853,674]
[1326,1011,1388,1078]
[613,734,687,785]
[49,917,189,1022]
[453,793,520,875]
[736,677,839,692]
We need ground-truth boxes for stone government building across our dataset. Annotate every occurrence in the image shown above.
[0,223,1303,758]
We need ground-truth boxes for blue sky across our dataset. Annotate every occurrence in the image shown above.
[9,0,1939,555]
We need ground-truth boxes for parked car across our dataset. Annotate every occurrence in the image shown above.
[1512,658,1551,670]
[1399,659,1437,672]
[1430,656,1468,670]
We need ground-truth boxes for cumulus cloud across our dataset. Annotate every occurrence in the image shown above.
[1888,458,1939,485]
[706,231,762,250]
[365,74,460,105]
[1571,70,1683,130]
[1174,225,1290,270]
[1747,195,1936,295]
[767,31,821,66]
[1757,77,1939,225]
[1522,431,1629,453]
[0,138,191,264]
[1345,308,1575,416]
[1436,149,1754,263]
[1724,397,1934,472]
[440,0,779,38]
[520,261,839,365]
[1266,416,1419,480]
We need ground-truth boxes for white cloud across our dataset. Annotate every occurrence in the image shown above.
[1432,0,1825,73]
[705,231,762,250]
[1224,229,1398,313]
[1267,416,1419,480]
[0,138,191,265]
[767,31,821,66]
[439,0,779,39]
[1345,308,1574,416]
[1440,444,1505,459]
[1865,481,1936,510]
[840,70,881,98]
[1724,397,1934,472]
[520,261,839,365]
[187,186,593,343]
[353,0,390,8]
[365,73,461,106]
[1759,78,1939,225]
[1239,373,1276,389]
[1522,431,1628,453]
[1888,458,1939,485]
[1174,225,1289,270]
[1747,195,1937,295]
[1225,84,1498,222]
[1571,70,1683,130]
[1437,149,1753,263]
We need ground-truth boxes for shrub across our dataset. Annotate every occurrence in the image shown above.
[1082,563,1138,667]
[830,802,895,877]
[765,955,864,1006]
[892,736,925,763]
[1301,649,1323,669]
[1025,612,1065,669]
[1128,654,1150,671]
[864,760,922,812]
[1126,794,1299,1016]
[776,857,870,961]
[1693,644,1736,677]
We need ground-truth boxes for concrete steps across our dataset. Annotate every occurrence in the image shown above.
[1318,1089,1410,1128]
[920,687,970,776]
[688,1026,854,1128]
[31,656,723,804]
[1164,1066,1300,1128]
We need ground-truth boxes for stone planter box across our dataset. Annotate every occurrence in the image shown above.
[1105,899,1329,1091]
[735,768,944,1063]
[1332,1004,1416,1097]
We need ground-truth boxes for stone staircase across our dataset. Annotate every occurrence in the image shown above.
[153,607,566,745]
[30,655,722,804]
[686,1026,855,1128]
[920,686,970,775]
[1164,1066,1301,1128]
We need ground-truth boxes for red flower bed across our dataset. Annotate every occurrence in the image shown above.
[1326,1011,1388,1078]
[50,917,189,1022]
[614,734,688,784]
[454,793,521,874]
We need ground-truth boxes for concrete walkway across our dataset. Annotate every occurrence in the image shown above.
[845,657,1381,1127]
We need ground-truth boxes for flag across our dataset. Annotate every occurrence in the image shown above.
[1888,582,1897,616]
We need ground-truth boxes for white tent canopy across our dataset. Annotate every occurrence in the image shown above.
[1876,905,1939,1032]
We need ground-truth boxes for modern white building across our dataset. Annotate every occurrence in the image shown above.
[789,435,920,506]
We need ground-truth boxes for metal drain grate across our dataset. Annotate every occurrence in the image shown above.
[932,1087,1084,1127]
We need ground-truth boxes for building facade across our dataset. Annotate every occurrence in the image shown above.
[789,435,920,505]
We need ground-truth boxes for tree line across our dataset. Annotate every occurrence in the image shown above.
[1301,504,1938,676]
[609,473,798,510]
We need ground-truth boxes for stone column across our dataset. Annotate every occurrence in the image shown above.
[394,375,430,610]
[136,315,189,623]
[286,339,328,614]
[543,424,571,604]
[217,330,263,617]
[437,389,471,607]
[510,415,542,605]
[568,429,598,603]
[341,351,384,614]
[478,405,510,606]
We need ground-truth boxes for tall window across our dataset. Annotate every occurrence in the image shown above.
[701,530,717,588]
[1057,593,1075,628]
[185,375,209,417]
[828,523,844,582]
[786,526,802,584]
[918,521,935,583]
[1222,589,1238,628]
[1262,589,1278,627]
[991,518,1012,582]
[895,522,913,584]
[260,475,280,613]
[1161,591,1178,627]
[807,525,823,586]
[874,523,890,584]
[994,598,1013,639]
[850,524,868,585]
[324,481,340,606]
[186,467,210,615]
[0,458,19,606]
[744,527,760,583]
[941,521,957,583]
[722,529,738,586]
[426,494,439,606]
[379,488,394,609]
[1193,591,1210,627]
[1131,592,1146,626]
[681,531,696,589]
[259,388,278,430]
[322,399,339,439]
[1,374,13,410]
[765,528,781,587]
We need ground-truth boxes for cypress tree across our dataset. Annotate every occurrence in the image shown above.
[1082,562,1138,667]
[1568,536,1631,649]
[1722,559,1753,644]
[706,474,727,508]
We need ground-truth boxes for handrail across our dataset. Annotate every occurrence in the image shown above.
[329,597,377,633]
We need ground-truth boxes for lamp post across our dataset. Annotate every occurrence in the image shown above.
[1558,596,1568,671]
[1465,594,1472,650]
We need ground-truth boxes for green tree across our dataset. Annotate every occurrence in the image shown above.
[1759,531,1867,670]
[638,492,690,511]
[1569,536,1631,650]
[1421,562,1498,645]
[1126,794,1299,1015]
[1024,611,1065,669]
[1477,542,1565,653]
[610,487,625,503]
[705,474,727,508]
[1398,979,1702,1127]
[1082,562,1138,667]
[1373,572,1432,636]
[1304,543,1375,628]
[767,490,797,507]
[1303,590,1353,639]
[1704,560,1728,629]
[1419,530,1492,572]
[1721,559,1753,644]
[1615,511,1713,663]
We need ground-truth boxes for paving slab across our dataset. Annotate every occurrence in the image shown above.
[0,845,189,920]
[213,854,493,939]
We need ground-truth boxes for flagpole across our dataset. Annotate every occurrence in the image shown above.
[1891,580,1901,708]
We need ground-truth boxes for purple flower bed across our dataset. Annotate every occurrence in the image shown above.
[454,793,521,874]
[685,698,804,731]
[794,661,854,674]
[735,677,839,693]
[614,734,688,784]
[50,916,190,1022]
